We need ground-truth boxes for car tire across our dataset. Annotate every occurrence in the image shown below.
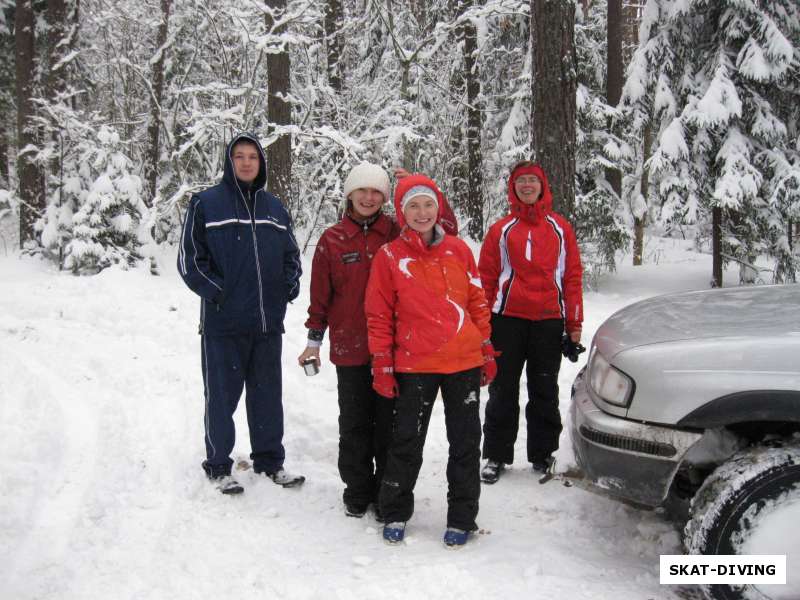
[684,444,800,600]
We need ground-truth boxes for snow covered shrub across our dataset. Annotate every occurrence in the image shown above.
[40,125,145,274]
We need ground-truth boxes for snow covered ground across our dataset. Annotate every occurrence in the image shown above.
[0,236,785,600]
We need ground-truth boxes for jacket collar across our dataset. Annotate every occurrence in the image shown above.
[399,223,445,252]
[340,211,393,238]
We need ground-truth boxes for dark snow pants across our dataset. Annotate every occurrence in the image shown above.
[201,333,285,478]
[336,365,394,509]
[379,368,481,531]
[482,315,563,465]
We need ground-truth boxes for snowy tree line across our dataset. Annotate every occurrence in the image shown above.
[0,0,798,285]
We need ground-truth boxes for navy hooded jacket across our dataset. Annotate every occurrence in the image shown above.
[178,133,301,335]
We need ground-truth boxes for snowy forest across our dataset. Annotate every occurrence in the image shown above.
[0,0,799,287]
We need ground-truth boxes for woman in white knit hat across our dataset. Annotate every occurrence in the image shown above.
[298,162,400,520]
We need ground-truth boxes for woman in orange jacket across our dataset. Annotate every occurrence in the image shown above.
[364,174,497,547]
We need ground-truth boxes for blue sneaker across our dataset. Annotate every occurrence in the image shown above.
[382,522,406,544]
[443,527,470,547]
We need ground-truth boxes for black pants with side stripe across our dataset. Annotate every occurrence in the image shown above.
[482,315,563,465]
[379,368,481,531]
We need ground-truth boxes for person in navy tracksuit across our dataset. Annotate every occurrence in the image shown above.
[178,133,303,494]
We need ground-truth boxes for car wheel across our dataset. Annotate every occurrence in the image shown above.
[684,444,800,600]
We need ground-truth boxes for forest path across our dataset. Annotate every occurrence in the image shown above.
[0,248,700,600]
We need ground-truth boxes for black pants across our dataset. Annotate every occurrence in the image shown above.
[379,368,481,531]
[482,315,563,465]
[336,365,394,508]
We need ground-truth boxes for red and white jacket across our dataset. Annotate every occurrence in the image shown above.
[365,175,491,374]
[479,165,583,334]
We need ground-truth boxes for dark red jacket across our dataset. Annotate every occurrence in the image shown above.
[305,213,401,366]
[305,187,459,366]
[479,164,583,333]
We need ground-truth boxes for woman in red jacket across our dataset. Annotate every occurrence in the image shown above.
[365,174,497,547]
[478,161,583,484]
[299,164,461,520]
[299,162,399,520]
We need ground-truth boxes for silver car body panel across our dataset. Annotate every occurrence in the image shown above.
[592,284,800,424]
[572,284,800,507]
[571,368,703,506]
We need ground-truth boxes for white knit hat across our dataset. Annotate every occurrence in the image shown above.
[400,185,438,212]
[343,162,390,203]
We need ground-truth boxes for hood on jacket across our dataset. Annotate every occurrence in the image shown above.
[393,173,447,229]
[223,133,268,191]
[508,162,553,222]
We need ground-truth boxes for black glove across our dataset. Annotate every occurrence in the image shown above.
[561,334,586,363]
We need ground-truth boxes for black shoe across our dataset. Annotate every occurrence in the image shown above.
[480,460,503,484]
[211,475,244,495]
[344,502,367,518]
[531,456,554,474]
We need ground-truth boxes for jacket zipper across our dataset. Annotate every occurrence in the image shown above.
[247,189,268,333]
[526,231,533,261]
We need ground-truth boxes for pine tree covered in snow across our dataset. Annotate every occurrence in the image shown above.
[476,2,531,226]
[39,121,145,274]
[622,0,800,283]
[574,0,631,280]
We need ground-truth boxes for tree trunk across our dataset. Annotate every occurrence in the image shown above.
[459,1,483,239]
[144,0,172,207]
[604,0,622,201]
[621,0,645,65]
[606,0,622,108]
[0,129,7,187]
[45,0,69,100]
[531,0,577,216]
[15,0,42,247]
[0,7,11,188]
[447,0,467,223]
[399,61,415,169]
[265,0,293,209]
[632,120,652,266]
[712,206,722,287]
[324,0,344,93]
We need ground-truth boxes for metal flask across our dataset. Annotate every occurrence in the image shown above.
[302,358,319,376]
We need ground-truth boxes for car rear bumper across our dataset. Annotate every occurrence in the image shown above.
[570,368,703,507]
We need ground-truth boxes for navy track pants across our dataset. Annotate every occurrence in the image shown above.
[201,333,285,477]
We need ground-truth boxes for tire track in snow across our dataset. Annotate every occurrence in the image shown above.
[2,348,99,598]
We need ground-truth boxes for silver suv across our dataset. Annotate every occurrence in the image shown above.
[570,284,800,600]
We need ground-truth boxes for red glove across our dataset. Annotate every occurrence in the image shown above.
[371,353,399,398]
[480,340,499,387]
